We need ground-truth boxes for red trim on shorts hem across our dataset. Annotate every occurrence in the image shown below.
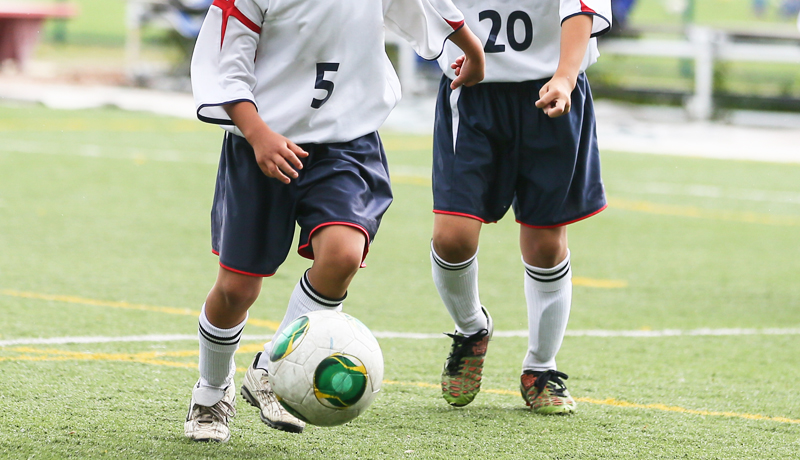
[517,204,608,229]
[212,248,275,277]
[297,222,371,268]
[432,210,498,224]
[218,261,275,278]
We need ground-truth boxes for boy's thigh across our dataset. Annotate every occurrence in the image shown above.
[295,132,393,260]
[212,133,298,277]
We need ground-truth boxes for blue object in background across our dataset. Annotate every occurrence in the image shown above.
[611,0,637,29]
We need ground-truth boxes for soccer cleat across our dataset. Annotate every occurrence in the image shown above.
[441,306,493,407]
[520,369,577,415]
[241,352,305,433]
[184,381,236,442]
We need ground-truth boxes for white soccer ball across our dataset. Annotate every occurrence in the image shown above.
[267,310,384,427]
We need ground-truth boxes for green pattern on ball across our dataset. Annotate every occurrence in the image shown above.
[269,316,309,362]
[314,354,368,408]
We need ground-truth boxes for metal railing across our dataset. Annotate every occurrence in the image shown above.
[599,26,800,119]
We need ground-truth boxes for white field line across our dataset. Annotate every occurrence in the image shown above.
[610,181,800,205]
[0,140,217,165]
[2,328,800,346]
[3,140,799,207]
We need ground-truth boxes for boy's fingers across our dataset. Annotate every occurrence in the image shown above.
[283,146,306,170]
[535,91,555,109]
[544,99,568,118]
[275,152,301,179]
[287,141,309,159]
[256,154,293,183]
[538,83,550,99]
[262,164,291,184]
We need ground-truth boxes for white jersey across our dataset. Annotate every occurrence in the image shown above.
[438,0,611,82]
[191,0,464,143]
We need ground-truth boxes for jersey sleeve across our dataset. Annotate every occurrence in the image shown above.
[190,0,267,125]
[560,0,612,38]
[383,0,465,61]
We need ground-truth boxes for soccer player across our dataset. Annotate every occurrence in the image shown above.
[184,0,484,442]
[430,0,611,414]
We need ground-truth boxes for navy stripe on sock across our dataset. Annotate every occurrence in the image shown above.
[431,251,475,271]
[198,323,243,346]
[525,261,570,283]
[300,271,345,308]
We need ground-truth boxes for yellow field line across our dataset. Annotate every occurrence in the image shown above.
[382,380,800,425]
[608,197,800,226]
[573,277,627,288]
[391,174,800,227]
[0,289,279,330]
[2,345,794,424]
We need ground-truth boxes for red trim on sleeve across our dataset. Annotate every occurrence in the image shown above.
[445,19,465,31]
[212,0,262,48]
[579,1,596,14]
[296,222,371,267]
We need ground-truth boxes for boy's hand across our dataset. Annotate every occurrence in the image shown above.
[446,24,485,90]
[538,14,592,118]
[250,129,309,184]
[535,75,574,118]
[223,100,309,184]
[450,54,484,89]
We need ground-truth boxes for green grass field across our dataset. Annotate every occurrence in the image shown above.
[1,103,799,459]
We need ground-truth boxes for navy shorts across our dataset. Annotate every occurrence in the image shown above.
[432,73,607,228]
[211,131,393,276]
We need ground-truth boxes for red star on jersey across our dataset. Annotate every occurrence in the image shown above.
[212,0,262,49]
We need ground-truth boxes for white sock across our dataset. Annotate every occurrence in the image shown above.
[522,251,572,372]
[196,303,247,406]
[431,242,486,336]
[259,270,344,369]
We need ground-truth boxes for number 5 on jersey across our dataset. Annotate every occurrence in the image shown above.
[311,62,340,109]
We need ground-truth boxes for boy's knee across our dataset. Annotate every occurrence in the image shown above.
[432,232,478,264]
[317,247,363,278]
[217,274,261,308]
[524,238,568,268]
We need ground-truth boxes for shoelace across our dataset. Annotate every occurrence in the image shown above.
[195,399,235,424]
[443,328,489,374]
[532,370,570,397]
[257,377,276,398]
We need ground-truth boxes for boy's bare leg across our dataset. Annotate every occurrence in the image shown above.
[431,214,492,406]
[205,268,263,328]
[518,225,576,414]
[244,225,368,434]
[519,226,568,269]
[431,214,485,334]
[306,225,367,299]
[186,268,262,442]
[260,224,367,357]
[432,214,481,264]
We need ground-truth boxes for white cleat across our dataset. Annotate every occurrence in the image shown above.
[241,352,305,433]
[184,381,236,442]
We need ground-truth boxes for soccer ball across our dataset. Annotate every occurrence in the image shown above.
[268,310,384,427]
